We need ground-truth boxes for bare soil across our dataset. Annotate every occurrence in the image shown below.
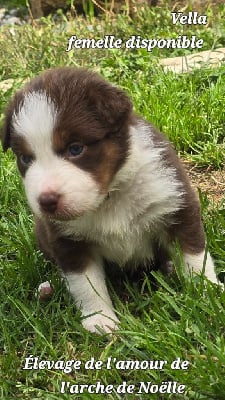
[184,160,225,204]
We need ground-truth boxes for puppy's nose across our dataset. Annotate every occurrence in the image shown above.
[38,192,60,213]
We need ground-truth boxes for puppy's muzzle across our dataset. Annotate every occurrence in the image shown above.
[38,191,60,214]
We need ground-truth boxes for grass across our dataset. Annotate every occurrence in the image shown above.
[0,2,225,399]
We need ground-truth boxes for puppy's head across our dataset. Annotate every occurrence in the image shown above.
[1,67,132,220]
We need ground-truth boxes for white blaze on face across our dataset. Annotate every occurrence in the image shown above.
[12,91,104,217]
[12,91,57,153]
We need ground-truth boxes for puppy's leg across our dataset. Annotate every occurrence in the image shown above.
[49,234,118,333]
[182,251,218,284]
[172,204,219,284]
[65,259,119,333]
[35,219,118,332]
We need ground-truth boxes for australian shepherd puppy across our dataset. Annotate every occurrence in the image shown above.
[1,67,220,333]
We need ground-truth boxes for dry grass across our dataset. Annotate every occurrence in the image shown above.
[184,160,225,203]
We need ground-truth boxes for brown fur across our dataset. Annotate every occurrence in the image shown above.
[35,218,92,273]
[148,124,205,254]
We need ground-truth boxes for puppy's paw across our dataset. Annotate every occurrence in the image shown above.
[82,312,119,334]
[37,281,53,300]
[164,261,175,275]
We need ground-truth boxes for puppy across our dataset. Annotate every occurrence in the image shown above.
[1,67,220,333]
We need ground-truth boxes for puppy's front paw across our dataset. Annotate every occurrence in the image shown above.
[82,312,119,334]
[37,281,53,300]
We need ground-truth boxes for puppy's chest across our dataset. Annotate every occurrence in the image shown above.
[99,229,154,265]
[95,219,154,265]
[56,202,164,266]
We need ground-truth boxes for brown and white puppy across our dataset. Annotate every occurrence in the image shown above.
[1,67,220,333]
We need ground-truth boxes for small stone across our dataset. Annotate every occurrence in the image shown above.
[0,79,14,93]
[0,8,6,20]
[9,9,19,16]
[2,16,21,25]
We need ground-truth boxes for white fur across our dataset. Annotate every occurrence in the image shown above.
[38,281,51,291]
[183,250,219,284]
[12,91,57,151]
[65,259,119,333]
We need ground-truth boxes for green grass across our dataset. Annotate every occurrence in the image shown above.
[0,3,225,399]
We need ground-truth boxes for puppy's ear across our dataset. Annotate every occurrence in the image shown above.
[1,103,13,151]
[88,81,133,132]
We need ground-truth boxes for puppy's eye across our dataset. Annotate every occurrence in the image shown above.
[20,154,33,165]
[68,144,84,157]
